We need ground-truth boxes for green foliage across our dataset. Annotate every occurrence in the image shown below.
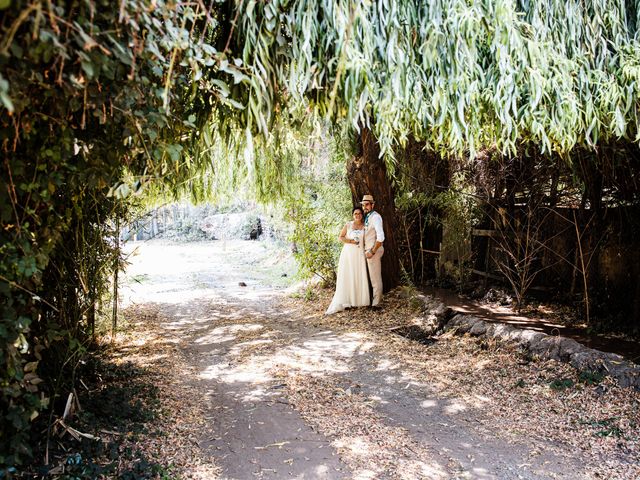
[172,217,209,242]
[289,202,341,283]
[236,0,640,159]
[579,417,624,438]
[0,0,354,464]
[0,0,238,467]
[188,113,352,284]
[282,127,353,284]
[292,285,319,302]
[3,0,639,469]
[579,370,605,385]
[433,175,480,286]
[549,378,575,390]
[394,163,480,286]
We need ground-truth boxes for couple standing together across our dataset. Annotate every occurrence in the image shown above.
[326,194,384,315]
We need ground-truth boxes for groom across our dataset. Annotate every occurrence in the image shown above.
[361,194,385,307]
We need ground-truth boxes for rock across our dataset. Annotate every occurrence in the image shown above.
[469,322,488,336]
[249,218,262,240]
[446,314,476,334]
[613,368,640,388]
[529,337,563,361]
[569,351,607,370]
[516,330,546,347]
[491,323,515,340]
[408,294,456,336]
[556,338,586,361]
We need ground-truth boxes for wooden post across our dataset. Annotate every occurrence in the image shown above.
[112,217,119,341]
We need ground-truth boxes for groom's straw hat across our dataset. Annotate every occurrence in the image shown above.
[360,194,375,204]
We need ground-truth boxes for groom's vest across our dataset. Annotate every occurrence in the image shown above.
[364,211,381,249]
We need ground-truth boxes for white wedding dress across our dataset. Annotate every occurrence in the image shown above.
[326,222,370,314]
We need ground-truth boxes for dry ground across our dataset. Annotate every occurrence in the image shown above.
[112,239,639,479]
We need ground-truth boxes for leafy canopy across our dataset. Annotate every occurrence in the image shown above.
[231,0,640,160]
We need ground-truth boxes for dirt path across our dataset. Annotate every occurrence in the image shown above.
[121,240,639,480]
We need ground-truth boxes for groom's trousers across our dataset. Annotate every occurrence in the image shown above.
[367,247,384,306]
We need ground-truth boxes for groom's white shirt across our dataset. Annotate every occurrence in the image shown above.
[366,211,385,243]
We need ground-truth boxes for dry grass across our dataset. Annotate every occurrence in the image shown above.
[283,287,640,480]
[105,304,222,479]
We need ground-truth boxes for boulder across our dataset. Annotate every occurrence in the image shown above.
[447,314,476,334]
[469,322,488,336]
[408,294,456,336]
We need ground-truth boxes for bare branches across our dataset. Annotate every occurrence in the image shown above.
[490,199,557,310]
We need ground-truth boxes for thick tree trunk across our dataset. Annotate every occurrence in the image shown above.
[347,128,401,292]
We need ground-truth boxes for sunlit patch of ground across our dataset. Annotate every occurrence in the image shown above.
[120,239,298,307]
[281,374,451,479]
[288,288,640,480]
[112,239,639,479]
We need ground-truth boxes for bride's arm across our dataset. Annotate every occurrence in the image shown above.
[338,223,356,244]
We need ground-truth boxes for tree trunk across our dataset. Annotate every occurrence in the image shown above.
[347,128,401,292]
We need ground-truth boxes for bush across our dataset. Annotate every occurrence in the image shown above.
[0,1,224,466]
[281,130,352,285]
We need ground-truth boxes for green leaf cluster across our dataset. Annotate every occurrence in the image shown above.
[0,0,241,468]
[269,123,353,284]
[236,0,640,159]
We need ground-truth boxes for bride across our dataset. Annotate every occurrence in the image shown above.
[325,206,370,314]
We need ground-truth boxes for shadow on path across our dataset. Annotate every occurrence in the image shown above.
[121,241,618,479]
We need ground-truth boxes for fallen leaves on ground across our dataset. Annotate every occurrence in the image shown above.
[282,287,640,480]
[106,304,222,479]
[281,373,450,479]
[78,282,638,480]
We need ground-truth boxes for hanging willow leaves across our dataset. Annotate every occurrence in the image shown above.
[232,0,640,160]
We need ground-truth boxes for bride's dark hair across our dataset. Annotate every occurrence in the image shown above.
[353,206,364,216]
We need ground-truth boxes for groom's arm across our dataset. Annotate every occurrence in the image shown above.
[367,214,384,256]
[372,214,385,247]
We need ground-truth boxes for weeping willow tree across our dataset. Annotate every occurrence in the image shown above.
[3,0,640,470]
[231,0,640,155]
[122,0,640,219]
[211,0,640,293]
